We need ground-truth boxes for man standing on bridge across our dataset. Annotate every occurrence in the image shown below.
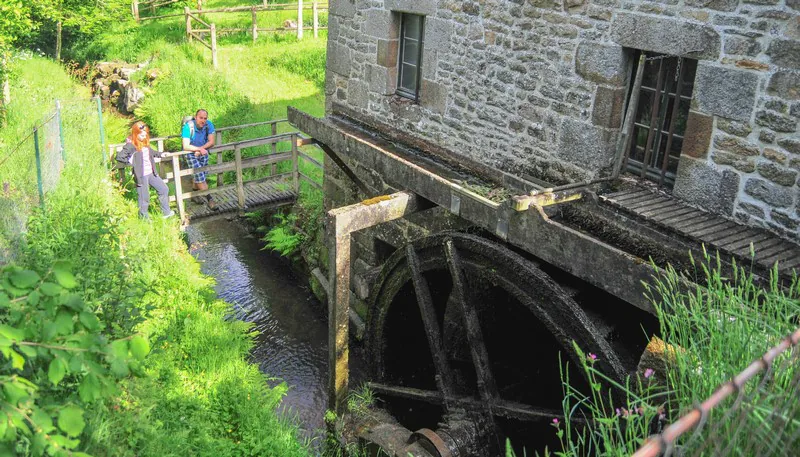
[182,109,218,210]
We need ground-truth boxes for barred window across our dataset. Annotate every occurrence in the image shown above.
[626,51,698,187]
[397,13,425,101]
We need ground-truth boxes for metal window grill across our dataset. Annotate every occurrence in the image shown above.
[633,327,800,457]
[625,52,697,188]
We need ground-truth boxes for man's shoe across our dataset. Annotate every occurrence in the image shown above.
[207,198,218,211]
[162,210,176,219]
[191,196,205,205]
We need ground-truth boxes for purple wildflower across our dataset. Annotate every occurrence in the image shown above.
[644,368,655,379]
[587,353,598,363]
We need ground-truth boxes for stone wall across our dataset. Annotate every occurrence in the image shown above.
[325,0,800,241]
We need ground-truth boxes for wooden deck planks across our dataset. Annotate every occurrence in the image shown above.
[183,181,296,222]
[600,188,800,276]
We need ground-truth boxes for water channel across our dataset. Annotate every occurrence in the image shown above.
[185,218,366,453]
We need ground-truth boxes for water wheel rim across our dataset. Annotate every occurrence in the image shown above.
[364,232,631,455]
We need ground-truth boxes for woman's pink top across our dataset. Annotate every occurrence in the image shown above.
[141,147,153,176]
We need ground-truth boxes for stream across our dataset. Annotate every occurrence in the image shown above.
[185,218,366,453]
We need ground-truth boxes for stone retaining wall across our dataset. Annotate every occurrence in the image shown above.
[325,0,800,241]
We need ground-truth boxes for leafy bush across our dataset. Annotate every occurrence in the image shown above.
[0,262,148,456]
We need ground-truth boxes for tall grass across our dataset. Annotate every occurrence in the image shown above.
[545,252,800,456]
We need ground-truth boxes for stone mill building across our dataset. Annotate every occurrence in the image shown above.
[317,0,799,239]
[289,2,799,454]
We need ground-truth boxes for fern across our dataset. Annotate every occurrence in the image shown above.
[263,225,303,256]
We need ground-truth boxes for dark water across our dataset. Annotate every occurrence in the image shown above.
[185,218,365,452]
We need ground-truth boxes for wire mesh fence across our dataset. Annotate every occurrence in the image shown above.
[633,327,800,457]
[0,97,104,263]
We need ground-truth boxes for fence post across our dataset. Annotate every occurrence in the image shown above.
[297,0,303,39]
[252,7,258,43]
[313,2,318,38]
[197,0,202,11]
[211,23,218,68]
[95,96,106,167]
[33,127,45,208]
[263,0,268,7]
[55,100,66,163]
[132,1,140,23]
[270,122,277,175]
[234,145,245,213]
[56,21,62,61]
[291,134,299,194]
[185,7,192,42]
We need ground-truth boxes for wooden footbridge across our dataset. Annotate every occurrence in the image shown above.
[109,119,322,225]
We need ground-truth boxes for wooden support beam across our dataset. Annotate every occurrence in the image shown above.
[327,191,430,414]
[319,143,372,197]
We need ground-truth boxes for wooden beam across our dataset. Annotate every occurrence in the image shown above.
[327,191,429,414]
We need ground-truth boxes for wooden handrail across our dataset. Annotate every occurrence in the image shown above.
[113,129,321,224]
[181,3,328,15]
[187,12,211,28]
[107,119,291,151]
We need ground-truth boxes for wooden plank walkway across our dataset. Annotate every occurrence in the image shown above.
[184,180,296,222]
[599,188,800,276]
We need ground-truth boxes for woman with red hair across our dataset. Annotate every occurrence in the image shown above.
[116,121,174,219]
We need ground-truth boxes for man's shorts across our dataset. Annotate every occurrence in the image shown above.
[184,152,208,183]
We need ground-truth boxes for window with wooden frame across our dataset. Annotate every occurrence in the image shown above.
[625,51,698,187]
[397,13,425,101]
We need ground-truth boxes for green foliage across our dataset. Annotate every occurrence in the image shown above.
[267,45,326,89]
[0,262,146,455]
[263,213,304,257]
[3,53,313,457]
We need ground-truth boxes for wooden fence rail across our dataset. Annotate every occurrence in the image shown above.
[134,0,328,42]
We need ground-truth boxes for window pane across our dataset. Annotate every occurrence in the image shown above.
[400,63,418,93]
[403,40,419,66]
[404,14,421,40]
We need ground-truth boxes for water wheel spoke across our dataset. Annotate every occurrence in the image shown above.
[368,382,578,424]
[444,238,499,402]
[406,244,457,405]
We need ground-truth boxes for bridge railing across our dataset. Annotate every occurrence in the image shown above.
[108,119,323,223]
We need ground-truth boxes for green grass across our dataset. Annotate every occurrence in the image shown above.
[548,252,800,457]
[2,6,327,452]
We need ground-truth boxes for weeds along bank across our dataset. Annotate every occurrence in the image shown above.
[1,57,311,456]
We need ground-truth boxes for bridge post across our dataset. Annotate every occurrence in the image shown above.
[235,144,246,214]
[291,134,300,194]
[215,131,224,188]
[270,122,278,175]
[172,154,187,224]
